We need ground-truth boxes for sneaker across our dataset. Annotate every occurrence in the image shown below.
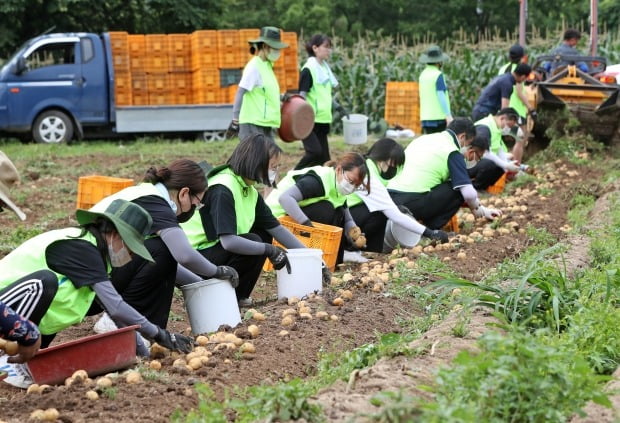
[0,355,33,389]
[238,297,253,307]
[343,250,369,263]
[93,312,118,334]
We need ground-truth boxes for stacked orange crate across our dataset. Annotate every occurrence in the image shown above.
[147,72,170,105]
[168,34,192,104]
[238,28,259,67]
[384,81,421,134]
[192,68,221,104]
[131,73,149,105]
[127,35,146,106]
[282,32,299,92]
[114,71,132,106]
[217,30,242,69]
[145,35,171,105]
[190,30,219,71]
[109,32,132,106]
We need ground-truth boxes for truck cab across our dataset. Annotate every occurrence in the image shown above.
[0,33,109,143]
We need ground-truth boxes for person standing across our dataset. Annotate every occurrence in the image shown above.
[228,26,289,142]
[295,34,339,169]
[418,45,453,134]
[472,63,531,122]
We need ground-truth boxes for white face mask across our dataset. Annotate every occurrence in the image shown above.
[267,49,281,62]
[268,169,277,185]
[108,239,132,267]
[337,171,357,195]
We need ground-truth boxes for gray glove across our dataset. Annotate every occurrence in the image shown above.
[265,244,291,273]
[225,120,239,139]
[321,262,332,287]
[214,265,239,288]
[154,327,194,353]
[423,228,449,243]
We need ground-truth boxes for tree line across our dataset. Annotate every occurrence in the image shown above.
[1,0,619,60]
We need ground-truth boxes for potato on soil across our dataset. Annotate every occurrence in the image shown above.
[332,297,344,306]
[125,371,142,384]
[149,360,162,370]
[188,357,203,370]
[315,311,329,320]
[85,390,99,400]
[287,296,300,305]
[252,312,266,321]
[278,330,289,336]
[72,369,88,382]
[239,342,256,354]
[96,377,113,388]
[195,335,209,346]
[247,324,260,338]
[281,316,294,326]
[27,384,42,394]
[340,289,353,300]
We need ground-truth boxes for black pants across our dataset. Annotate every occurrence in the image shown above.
[467,159,505,190]
[472,107,494,122]
[422,123,446,134]
[198,232,269,300]
[389,182,463,230]
[295,123,331,170]
[0,270,59,347]
[300,201,345,264]
[110,237,176,329]
[349,203,388,253]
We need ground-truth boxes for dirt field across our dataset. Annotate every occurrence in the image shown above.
[0,149,615,422]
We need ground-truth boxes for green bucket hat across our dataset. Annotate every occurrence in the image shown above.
[419,45,449,64]
[76,199,154,263]
[249,26,288,49]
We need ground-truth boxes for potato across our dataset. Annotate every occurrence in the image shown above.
[173,358,187,368]
[281,316,294,326]
[247,324,260,338]
[150,342,169,358]
[354,236,366,248]
[348,226,361,240]
[340,290,353,300]
[27,384,41,394]
[64,377,75,387]
[281,308,296,317]
[239,342,255,354]
[200,356,210,365]
[457,252,467,260]
[195,335,209,346]
[125,371,142,384]
[287,296,300,305]
[342,273,354,282]
[85,390,99,400]
[315,311,329,320]
[252,312,266,321]
[332,297,344,306]
[149,360,162,370]
[330,314,339,321]
[299,312,312,320]
[298,306,311,314]
[29,409,46,420]
[96,377,113,388]
[2,341,18,355]
[372,282,384,292]
[278,330,289,336]
[42,408,59,421]
[188,357,202,370]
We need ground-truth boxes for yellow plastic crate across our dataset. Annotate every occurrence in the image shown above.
[263,216,342,272]
[76,175,134,209]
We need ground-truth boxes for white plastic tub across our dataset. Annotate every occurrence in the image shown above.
[383,219,422,252]
[277,248,323,299]
[342,114,368,145]
[180,278,241,334]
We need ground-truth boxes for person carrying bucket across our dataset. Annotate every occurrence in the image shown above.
[0,199,194,389]
[295,34,343,169]
[227,26,289,142]
[181,134,310,307]
[387,118,502,230]
[89,160,238,335]
[265,153,370,266]
[346,138,449,258]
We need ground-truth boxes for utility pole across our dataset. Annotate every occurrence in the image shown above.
[590,0,598,56]
[519,0,527,47]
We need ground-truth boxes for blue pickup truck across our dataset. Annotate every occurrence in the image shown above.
[0,32,232,143]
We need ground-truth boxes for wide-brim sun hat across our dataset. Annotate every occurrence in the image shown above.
[0,151,26,221]
[249,26,289,49]
[76,198,154,263]
[419,45,449,64]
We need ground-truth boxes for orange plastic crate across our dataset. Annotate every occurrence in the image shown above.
[282,32,298,68]
[487,172,507,195]
[443,214,460,233]
[145,35,169,72]
[192,68,220,89]
[128,34,146,72]
[190,30,219,71]
[109,32,130,72]
[193,88,223,104]
[263,216,342,272]
[76,175,134,209]
[149,90,173,105]
[146,73,169,91]
[217,30,239,49]
[385,81,421,134]
[218,47,243,69]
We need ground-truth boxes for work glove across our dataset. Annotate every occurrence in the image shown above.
[214,265,239,288]
[265,244,292,273]
[335,103,350,120]
[321,261,332,287]
[423,228,449,243]
[505,161,520,173]
[280,92,292,103]
[472,205,502,220]
[225,120,239,139]
[154,327,194,353]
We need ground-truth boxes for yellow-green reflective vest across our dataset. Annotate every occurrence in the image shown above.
[0,228,100,334]
[302,60,333,123]
[347,158,388,208]
[239,56,281,128]
[266,166,345,217]
[498,63,527,118]
[475,114,507,155]
[419,65,451,121]
[181,167,258,250]
[387,132,458,193]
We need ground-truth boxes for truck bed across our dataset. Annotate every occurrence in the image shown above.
[114,104,232,133]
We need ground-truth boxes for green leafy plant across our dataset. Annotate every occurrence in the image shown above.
[364,390,423,422]
[171,384,227,423]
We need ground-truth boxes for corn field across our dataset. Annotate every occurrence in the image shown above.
[322,29,620,133]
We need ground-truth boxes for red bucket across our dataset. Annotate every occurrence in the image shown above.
[278,94,315,142]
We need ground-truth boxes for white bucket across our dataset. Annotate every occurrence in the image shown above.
[342,114,368,145]
[383,220,422,253]
[277,248,323,299]
[180,278,241,335]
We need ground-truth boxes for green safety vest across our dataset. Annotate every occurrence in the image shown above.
[498,62,527,118]
[239,56,281,128]
[475,114,507,155]
[302,60,333,123]
[266,166,346,217]
[419,65,451,121]
[347,158,387,208]
[387,132,458,193]
[181,166,258,250]
[0,228,100,335]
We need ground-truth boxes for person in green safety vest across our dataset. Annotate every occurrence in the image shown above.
[387,118,502,229]
[228,26,289,142]
[419,45,453,134]
[90,160,238,336]
[266,153,370,265]
[181,134,309,307]
[295,34,342,169]
[0,199,194,389]
[346,138,450,258]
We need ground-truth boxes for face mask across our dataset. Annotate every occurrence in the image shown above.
[108,239,132,268]
[177,204,196,223]
[461,146,479,169]
[268,169,277,185]
[380,166,397,180]
[337,171,357,195]
[267,49,281,62]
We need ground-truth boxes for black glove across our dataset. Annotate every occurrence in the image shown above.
[214,265,239,288]
[225,120,239,139]
[529,110,538,122]
[280,92,292,102]
[321,262,332,287]
[154,327,194,353]
[423,228,449,244]
[265,244,291,273]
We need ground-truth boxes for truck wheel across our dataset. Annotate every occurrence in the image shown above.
[32,110,74,144]
[202,130,226,142]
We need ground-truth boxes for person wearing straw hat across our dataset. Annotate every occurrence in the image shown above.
[0,199,194,388]
[227,26,289,142]
[419,45,453,134]
[0,151,27,221]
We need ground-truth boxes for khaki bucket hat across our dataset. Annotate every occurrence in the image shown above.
[0,151,26,221]
[249,26,289,49]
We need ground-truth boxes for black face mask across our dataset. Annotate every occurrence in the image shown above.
[380,166,398,180]
[177,204,196,223]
